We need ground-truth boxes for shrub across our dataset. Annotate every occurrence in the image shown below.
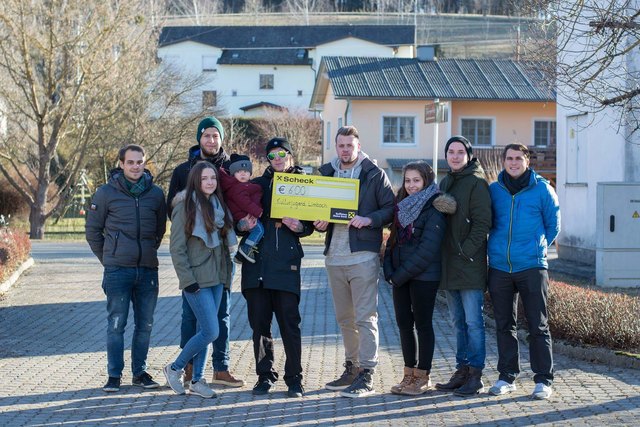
[484,279,640,352]
[547,281,640,352]
[0,217,32,283]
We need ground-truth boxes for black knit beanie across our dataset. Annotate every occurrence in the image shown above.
[444,135,473,158]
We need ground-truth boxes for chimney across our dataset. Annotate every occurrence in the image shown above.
[416,45,438,62]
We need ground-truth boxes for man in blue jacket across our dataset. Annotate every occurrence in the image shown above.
[86,144,167,392]
[487,143,560,400]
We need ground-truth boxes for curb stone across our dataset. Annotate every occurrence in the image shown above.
[0,257,34,294]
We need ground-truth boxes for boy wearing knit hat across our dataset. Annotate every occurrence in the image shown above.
[220,154,264,263]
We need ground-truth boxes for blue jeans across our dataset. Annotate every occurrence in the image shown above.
[102,266,159,378]
[445,289,486,370]
[245,220,264,247]
[173,284,223,381]
[180,287,230,372]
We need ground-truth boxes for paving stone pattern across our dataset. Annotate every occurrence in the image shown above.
[0,242,638,426]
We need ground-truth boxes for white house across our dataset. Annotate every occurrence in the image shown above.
[555,1,640,286]
[157,25,415,117]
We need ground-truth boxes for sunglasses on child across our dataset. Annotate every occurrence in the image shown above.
[267,150,288,160]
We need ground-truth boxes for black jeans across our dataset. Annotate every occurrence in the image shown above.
[488,268,554,386]
[244,287,302,386]
[392,280,439,371]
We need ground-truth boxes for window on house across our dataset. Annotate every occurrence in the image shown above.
[232,90,237,97]
[202,56,217,72]
[202,90,217,109]
[297,90,303,97]
[383,116,415,144]
[461,118,493,146]
[260,74,274,90]
[534,120,556,146]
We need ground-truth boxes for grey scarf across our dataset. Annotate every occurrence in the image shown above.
[192,193,237,249]
[397,182,440,228]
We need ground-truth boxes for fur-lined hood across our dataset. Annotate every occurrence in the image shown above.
[171,189,188,209]
[432,193,457,215]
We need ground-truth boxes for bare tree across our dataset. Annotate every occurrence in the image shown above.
[524,1,640,135]
[0,0,203,238]
[253,110,322,166]
[169,0,224,24]
[282,0,332,25]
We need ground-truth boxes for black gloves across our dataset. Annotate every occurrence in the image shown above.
[184,283,201,293]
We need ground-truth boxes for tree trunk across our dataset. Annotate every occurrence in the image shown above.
[29,204,46,240]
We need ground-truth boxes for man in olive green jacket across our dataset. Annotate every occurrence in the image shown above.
[435,136,492,397]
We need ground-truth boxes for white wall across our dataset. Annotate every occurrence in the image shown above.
[158,37,410,117]
[555,1,639,263]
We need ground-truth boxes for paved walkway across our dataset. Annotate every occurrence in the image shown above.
[0,242,638,426]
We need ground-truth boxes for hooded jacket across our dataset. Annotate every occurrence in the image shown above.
[239,165,314,298]
[383,193,456,286]
[166,144,230,218]
[439,158,492,290]
[219,168,263,222]
[318,156,395,255]
[85,169,166,268]
[488,169,561,273]
[169,190,233,290]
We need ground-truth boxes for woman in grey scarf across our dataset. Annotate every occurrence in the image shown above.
[383,161,456,396]
[164,162,236,399]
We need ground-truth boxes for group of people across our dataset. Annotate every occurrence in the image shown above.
[85,117,560,401]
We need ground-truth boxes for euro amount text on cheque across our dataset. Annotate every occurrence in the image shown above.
[274,183,356,200]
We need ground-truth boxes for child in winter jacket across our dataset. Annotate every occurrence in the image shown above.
[220,154,263,263]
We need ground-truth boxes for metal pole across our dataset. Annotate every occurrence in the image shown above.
[433,98,439,181]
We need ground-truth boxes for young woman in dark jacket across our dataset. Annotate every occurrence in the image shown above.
[237,137,314,398]
[383,162,455,396]
[383,161,456,396]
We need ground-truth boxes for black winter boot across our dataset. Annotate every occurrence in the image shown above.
[453,367,484,396]
[435,365,469,391]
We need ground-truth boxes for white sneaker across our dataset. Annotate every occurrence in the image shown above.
[163,363,186,395]
[488,380,517,396]
[189,378,217,398]
[531,383,552,400]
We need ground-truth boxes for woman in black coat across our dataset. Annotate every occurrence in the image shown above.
[383,161,455,396]
[237,137,313,398]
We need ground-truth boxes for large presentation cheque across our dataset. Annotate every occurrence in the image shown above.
[270,173,359,224]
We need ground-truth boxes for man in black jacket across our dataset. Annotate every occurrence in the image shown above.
[166,117,244,388]
[238,137,314,398]
[86,144,166,393]
[314,125,395,398]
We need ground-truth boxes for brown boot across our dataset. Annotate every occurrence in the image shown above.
[435,365,469,391]
[183,363,193,388]
[212,370,245,387]
[401,369,432,395]
[390,367,415,395]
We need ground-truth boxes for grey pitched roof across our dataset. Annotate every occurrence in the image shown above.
[322,56,555,101]
[159,25,415,49]
[240,102,287,112]
[387,158,449,170]
[218,48,312,66]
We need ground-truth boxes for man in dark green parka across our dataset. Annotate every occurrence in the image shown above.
[435,136,492,397]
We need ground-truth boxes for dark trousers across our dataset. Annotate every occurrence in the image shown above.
[488,268,554,386]
[392,280,439,371]
[244,287,302,386]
